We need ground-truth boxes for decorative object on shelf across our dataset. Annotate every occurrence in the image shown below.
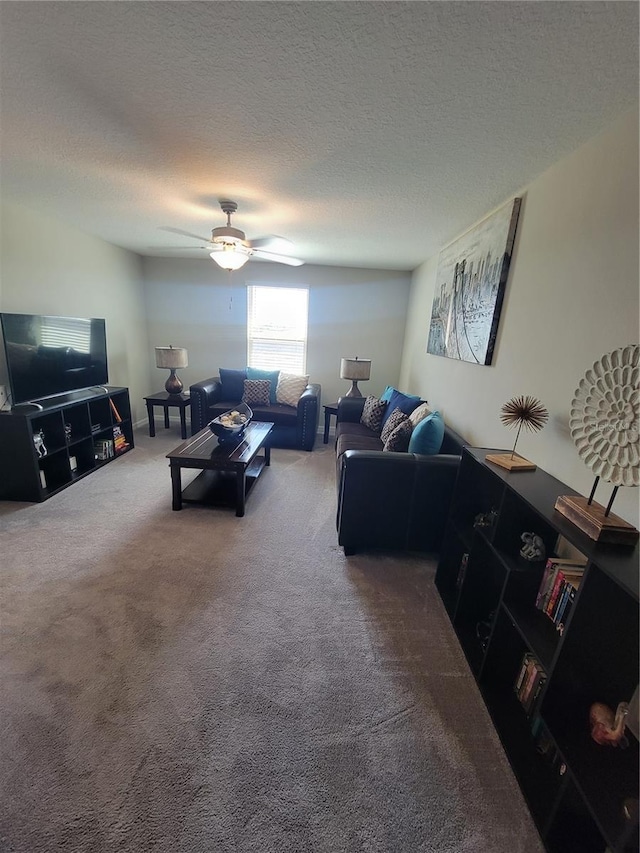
[109,398,123,423]
[155,345,189,395]
[426,197,521,365]
[626,684,640,742]
[64,423,72,443]
[340,357,371,398]
[555,344,639,543]
[473,508,498,530]
[33,430,47,458]
[475,611,495,653]
[589,700,630,748]
[208,403,252,445]
[519,532,546,562]
[486,395,549,471]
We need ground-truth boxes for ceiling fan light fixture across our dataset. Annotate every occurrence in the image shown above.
[210,244,251,271]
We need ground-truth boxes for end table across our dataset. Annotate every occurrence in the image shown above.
[144,391,191,440]
[323,402,339,444]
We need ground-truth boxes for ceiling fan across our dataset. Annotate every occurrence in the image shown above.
[163,200,304,270]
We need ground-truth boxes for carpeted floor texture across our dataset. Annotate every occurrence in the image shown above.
[0,428,544,853]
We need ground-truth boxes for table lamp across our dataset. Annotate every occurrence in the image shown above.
[155,346,188,395]
[340,357,371,397]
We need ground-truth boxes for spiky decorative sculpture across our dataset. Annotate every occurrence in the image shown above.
[486,395,548,472]
[500,395,549,459]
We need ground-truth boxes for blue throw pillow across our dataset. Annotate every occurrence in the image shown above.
[408,410,445,455]
[381,389,421,428]
[219,368,247,401]
[247,367,280,404]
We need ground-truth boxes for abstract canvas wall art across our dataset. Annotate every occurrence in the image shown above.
[427,198,521,365]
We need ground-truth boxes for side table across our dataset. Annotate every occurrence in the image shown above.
[144,391,191,440]
[323,402,339,444]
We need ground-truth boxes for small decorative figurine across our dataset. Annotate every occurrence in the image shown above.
[473,509,498,530]
[519,532,546,562]
[33,430,47,458]
[589,701,630,748]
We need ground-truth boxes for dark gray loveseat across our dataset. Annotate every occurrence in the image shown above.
[335,396,468,555]
[190,374,321,451]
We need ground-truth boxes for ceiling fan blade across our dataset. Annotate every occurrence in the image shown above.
[252,249,304,267]
[159,226,212,242]
[250,235,293,253]
[152,245,209,250]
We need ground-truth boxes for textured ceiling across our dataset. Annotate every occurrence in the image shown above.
[0,2,638,270]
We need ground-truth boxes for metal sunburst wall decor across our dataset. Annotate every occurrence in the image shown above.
[486,395,549,472]
[555,344,639,543]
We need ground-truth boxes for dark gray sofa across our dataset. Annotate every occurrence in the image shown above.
[190,375,321,451]
[335,396,468,555]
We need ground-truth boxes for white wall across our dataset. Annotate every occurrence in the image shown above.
[0,201,148,422]
[400,108,639,526]
[142,259,411,406]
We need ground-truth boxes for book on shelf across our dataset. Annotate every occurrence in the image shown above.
[94,438,114,460]
[515,652,546,716]
[535,554,587,633]
[112,424,130,453]
[456,553,469,590]
[531,716,564,774]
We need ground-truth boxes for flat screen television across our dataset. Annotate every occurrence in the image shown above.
[1,313,109,405]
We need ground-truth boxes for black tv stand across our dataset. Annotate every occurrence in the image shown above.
[0,386,134,501]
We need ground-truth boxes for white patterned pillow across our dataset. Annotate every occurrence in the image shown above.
[409,402,431,428]
[380,407,409,443]
[242,379,270,406]
[276,373,309,407]
[360,396,387,433]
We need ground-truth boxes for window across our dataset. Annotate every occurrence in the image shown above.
[247,285,308,374]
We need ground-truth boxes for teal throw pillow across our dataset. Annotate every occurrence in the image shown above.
[380,385,395,403]
[408,410,445,455]
[247,367,280,405]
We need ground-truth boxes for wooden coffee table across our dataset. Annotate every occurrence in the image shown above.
[166,421,273,517]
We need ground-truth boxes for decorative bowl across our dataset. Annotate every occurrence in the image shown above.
[208,402,253,445]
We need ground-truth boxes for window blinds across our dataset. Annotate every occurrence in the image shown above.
[247,286,308,374]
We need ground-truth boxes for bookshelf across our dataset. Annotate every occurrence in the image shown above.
[0,386,133,502]
[436,446,639,853]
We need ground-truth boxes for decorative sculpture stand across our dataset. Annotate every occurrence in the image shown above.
[486,395,548,472]
[555,344,639,544]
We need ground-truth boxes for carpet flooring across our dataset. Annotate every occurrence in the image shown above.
[0,428,544,853]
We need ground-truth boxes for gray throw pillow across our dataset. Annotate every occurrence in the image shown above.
[360,396,387,434]
[380,407,408,443]
[242,379,270,406]
[383,419,413,452]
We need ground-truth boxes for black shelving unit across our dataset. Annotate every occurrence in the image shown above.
[436,446,639,853]
[0,386,134,502]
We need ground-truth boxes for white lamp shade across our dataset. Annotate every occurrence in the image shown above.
[155,346,188,369]
[340,357,371,381]
[210,246,251,271]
